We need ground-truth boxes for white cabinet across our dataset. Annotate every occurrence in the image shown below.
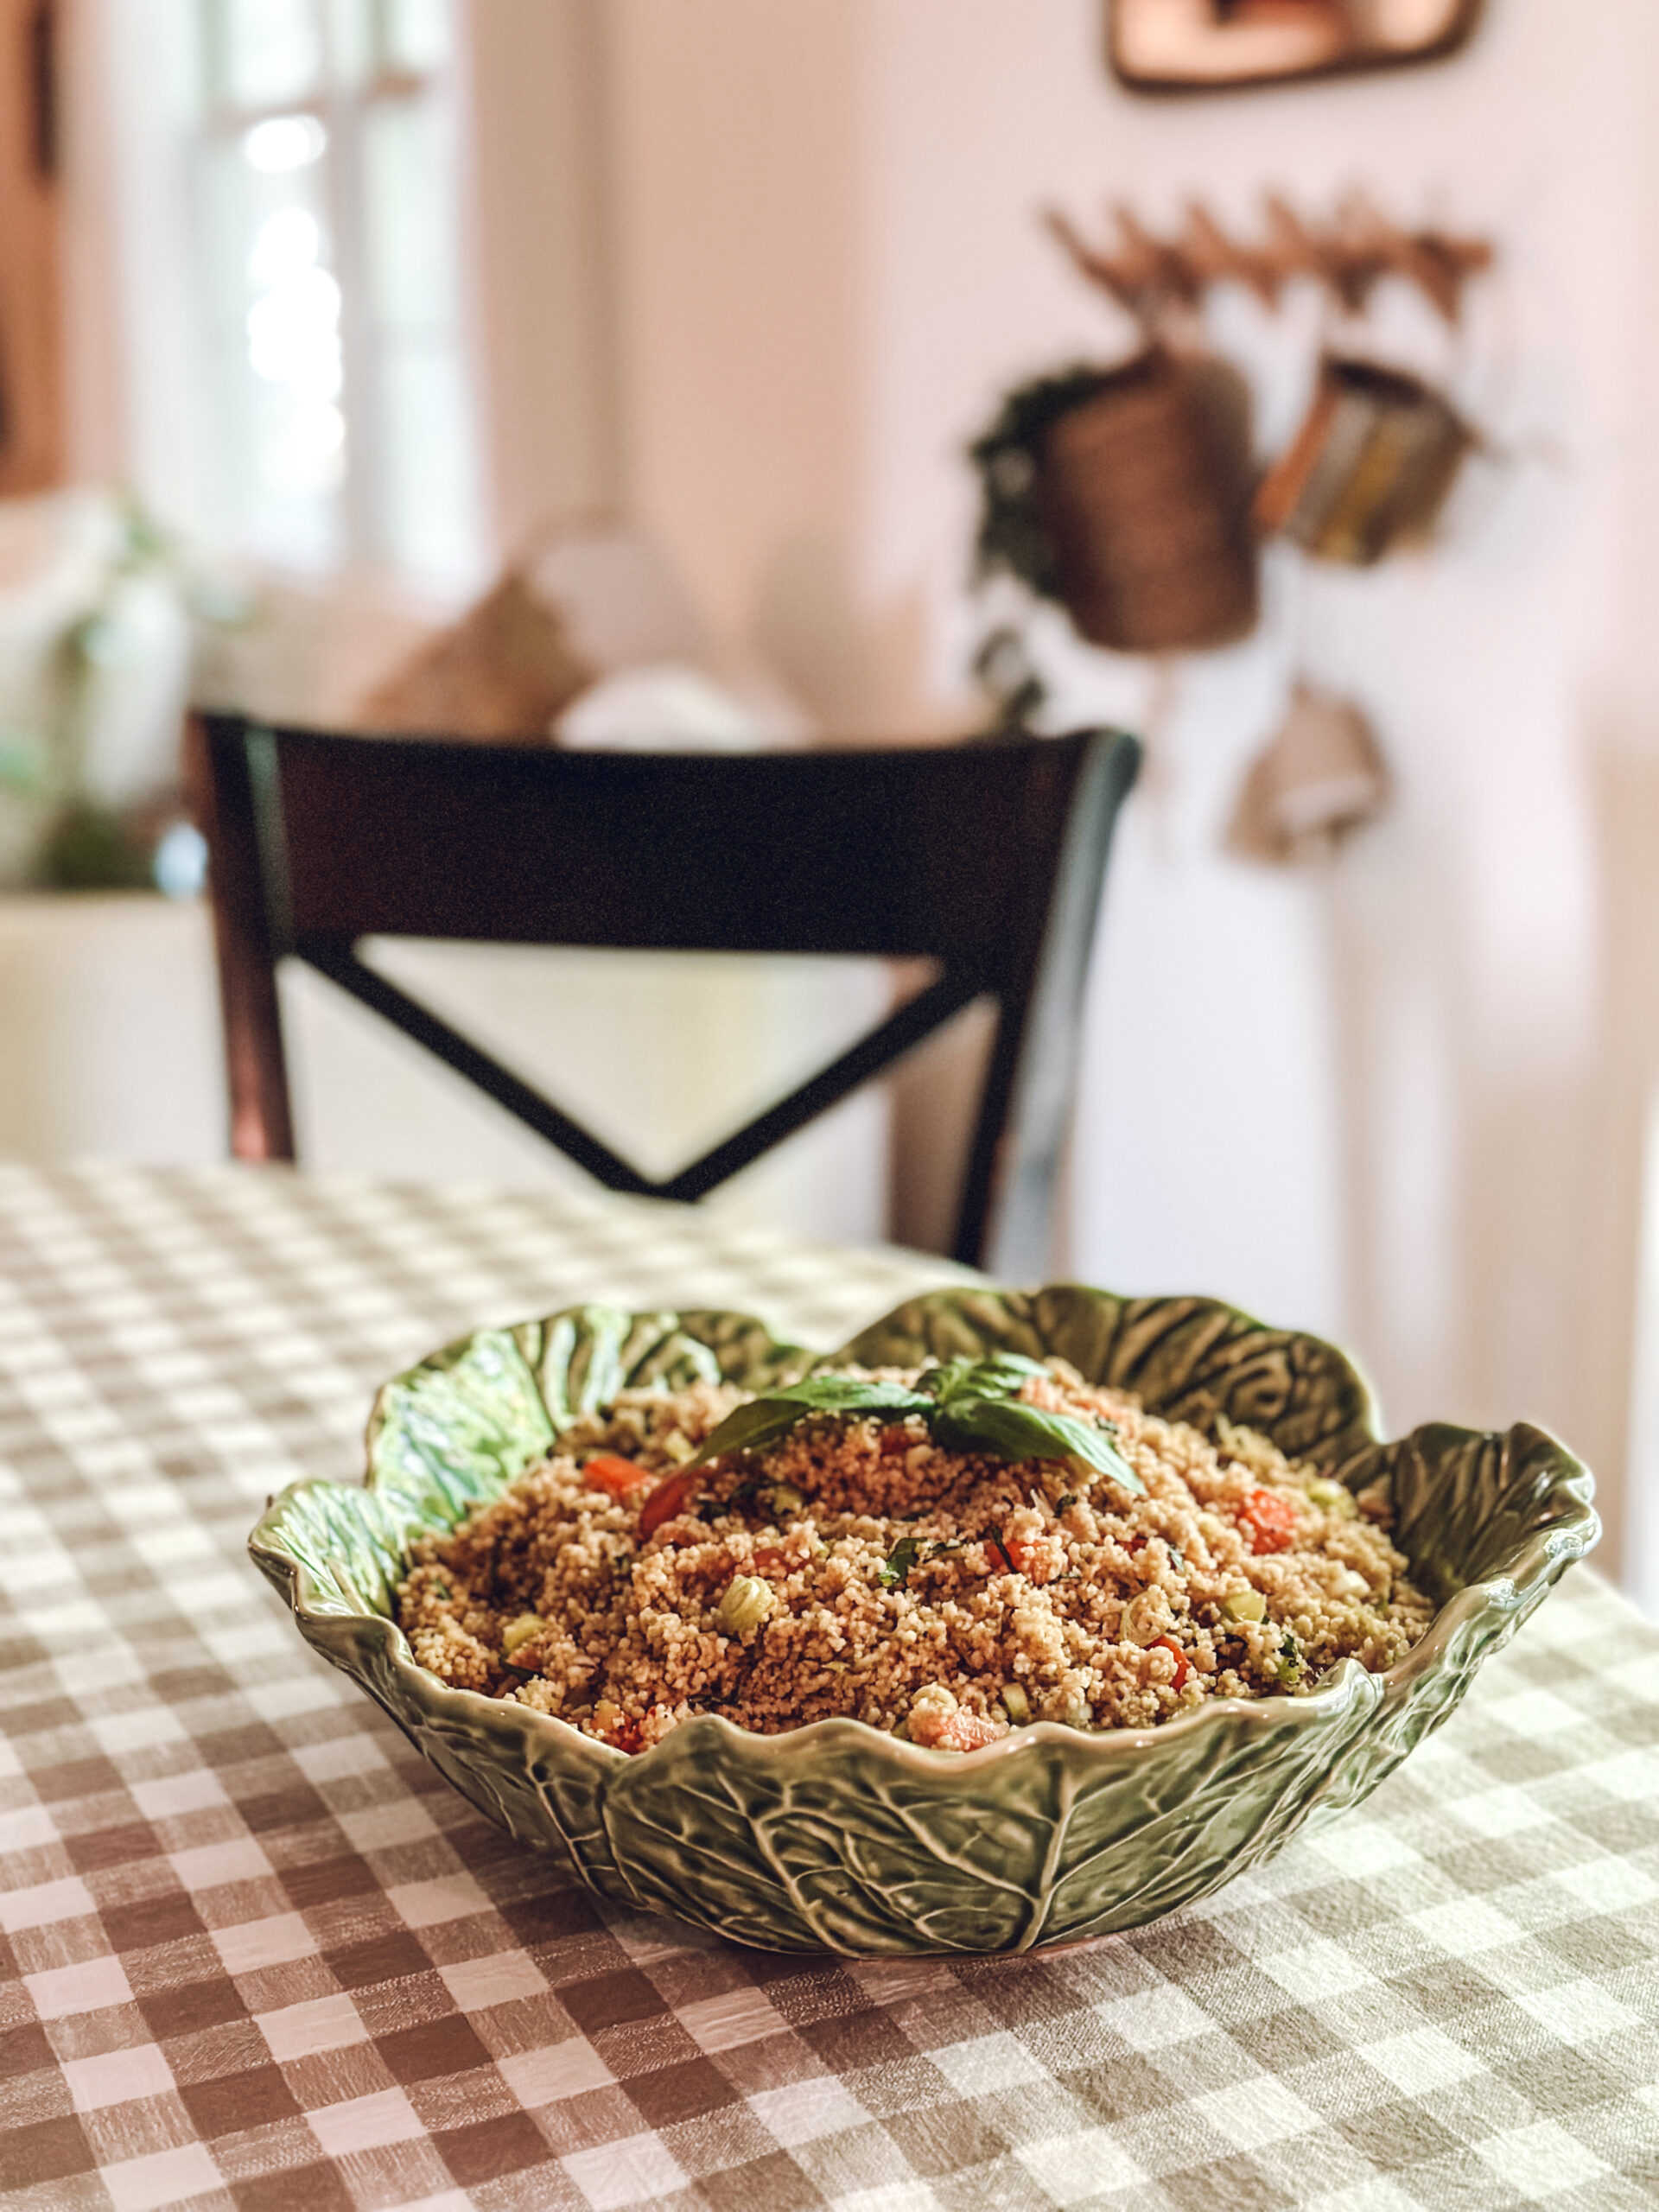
[0,893,226,1164]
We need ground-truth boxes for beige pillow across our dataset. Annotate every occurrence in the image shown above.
[354,569,591,740]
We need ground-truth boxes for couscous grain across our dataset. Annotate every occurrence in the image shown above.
[396,1359,1431,1752]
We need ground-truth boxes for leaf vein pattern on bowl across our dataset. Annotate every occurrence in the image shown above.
[249,1286,1598,1955]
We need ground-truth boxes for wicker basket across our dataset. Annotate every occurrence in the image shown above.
[1034,347,1258,652]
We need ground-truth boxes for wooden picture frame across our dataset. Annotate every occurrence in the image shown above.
[0,0,62,498]
[1109,0,1484,96]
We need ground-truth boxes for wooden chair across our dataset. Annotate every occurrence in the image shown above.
[192,715,1139,1274]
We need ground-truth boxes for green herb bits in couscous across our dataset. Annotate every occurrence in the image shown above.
[396,1355,1431,1754]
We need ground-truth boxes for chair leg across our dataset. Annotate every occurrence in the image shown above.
[188,715,296,1162]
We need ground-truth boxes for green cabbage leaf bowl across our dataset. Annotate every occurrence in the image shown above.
[249,1286,1598,1955]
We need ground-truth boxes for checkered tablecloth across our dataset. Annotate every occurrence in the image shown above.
[2,1163,1656,2212]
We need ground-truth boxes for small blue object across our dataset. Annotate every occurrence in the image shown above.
[153,821,208,900]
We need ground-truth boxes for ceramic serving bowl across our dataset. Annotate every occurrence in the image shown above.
[249,1287,1598,1956]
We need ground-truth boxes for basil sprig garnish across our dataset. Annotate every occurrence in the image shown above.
[690,1352,1143,1497]
[687,1376,933,1465]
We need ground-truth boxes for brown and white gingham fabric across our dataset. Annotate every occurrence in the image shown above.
[2,1164,1656,2212]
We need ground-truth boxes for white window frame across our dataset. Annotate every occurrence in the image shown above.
[85,0,620,602]
[190,0,484,582]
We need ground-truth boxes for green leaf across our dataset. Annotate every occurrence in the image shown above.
[690,1376,933,1466]
[878,1536,922,1589]
[931,1397,1145,1496]
[687,1361,1142,1495]
[915,1357,974,1403]
[918,1353,1048,1408]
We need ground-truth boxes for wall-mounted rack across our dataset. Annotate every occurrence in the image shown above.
[1045,194,1493,326]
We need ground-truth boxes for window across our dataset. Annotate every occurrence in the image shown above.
[184,0,483,584]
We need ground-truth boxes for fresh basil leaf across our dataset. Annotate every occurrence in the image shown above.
[879,1536,922,1589]
[931,1396,1145,1496]
[977,1351,1050,1381]
[685,1400,815,1465]
[914,1357,975,1402]
[917,1353,1048,1408]
[689,1376,933,1466]
[770,1376,935,1417]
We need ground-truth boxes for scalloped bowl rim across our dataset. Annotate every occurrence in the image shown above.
[252,1304,1599,1782]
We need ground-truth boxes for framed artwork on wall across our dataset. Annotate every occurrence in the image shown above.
[1109,0,1483,95]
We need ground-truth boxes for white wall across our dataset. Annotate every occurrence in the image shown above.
[461,0,623,553]
[604,0,888,728]
[602,0,1659,1591]
[35,0,1659,1589]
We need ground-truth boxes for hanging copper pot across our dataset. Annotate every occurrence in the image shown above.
[1253,355,1473,566]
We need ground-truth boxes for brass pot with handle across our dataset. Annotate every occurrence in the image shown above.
[1253,355,1474,566]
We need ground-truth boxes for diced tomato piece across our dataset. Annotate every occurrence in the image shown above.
[981,1535,1016,1575]
[639,1469,701,1536]
[879,1426,912,1456]
[583,1453,657,1501]
[603,1718,643,1754]
[1148,1635,1190,1691]
[753,1547,788,1576]
[909,1701,1002,1750]
[936,1710,1002,1751]
[996,1530,1057,1585]
[1240,1487,1299,1554]
[1122,1533,1147,1554]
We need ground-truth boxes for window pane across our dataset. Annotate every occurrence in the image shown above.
[383,0,450,73]
[194,129,345,566]
[376,344,482,584]
[322,0,373,91]
[360,93,455,329]
[215,0,323,106]
[184,0,476,581]
[322,0,449,86]
[359,79,481,580]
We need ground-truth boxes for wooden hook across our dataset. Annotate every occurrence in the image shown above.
[1042,206,1147,319]
[1182,198,1281,305]
[1044,194,1494,326]
[1113,203,1203,309]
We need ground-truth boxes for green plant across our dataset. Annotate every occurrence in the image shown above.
[969,363,1113,602]
[3,495,249,891]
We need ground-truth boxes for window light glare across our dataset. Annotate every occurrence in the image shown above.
[248,207,320,289]
[243,114,327,173]
[246,267,342,397]
[290,398,346,461]
[153,822,209,901]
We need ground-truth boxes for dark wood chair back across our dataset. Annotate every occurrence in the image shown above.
[194,715,1139,1272]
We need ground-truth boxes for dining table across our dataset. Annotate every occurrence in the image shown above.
[2,1160,1657,2212]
